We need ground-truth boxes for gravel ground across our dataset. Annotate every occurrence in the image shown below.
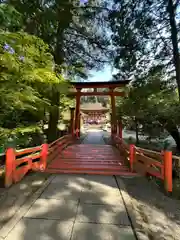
[121,176,180,240]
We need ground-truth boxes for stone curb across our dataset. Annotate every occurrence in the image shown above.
[0,175,55,239]
[116,177,150,240]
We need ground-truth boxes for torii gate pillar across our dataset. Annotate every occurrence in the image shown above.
[70,107,75,137]
[118,119,122,139]
[75,88,81,138]
[110,87,117,136]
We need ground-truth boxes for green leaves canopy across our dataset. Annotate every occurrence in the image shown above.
[117,68,180,136]
[0,31,60,109]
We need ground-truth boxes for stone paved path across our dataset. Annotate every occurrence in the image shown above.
[1,131,138,240]
[4,174,136,240]
[82,129,106,145]
[1,130,180,239]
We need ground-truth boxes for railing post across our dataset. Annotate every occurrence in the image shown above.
[5,148,15,187]
[40,144,48,171]
[164,151,172,193]
[129,144,135,172]
[75,129,79,139]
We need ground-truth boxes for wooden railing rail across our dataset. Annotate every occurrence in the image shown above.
[5,134,74,188]
[113,135,172,193]
[48,135,73,163]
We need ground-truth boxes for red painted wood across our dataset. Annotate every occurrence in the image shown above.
[46,144,138,176]
[45,169,139,176]
[13,165,30,183]
[70,108,75,137]
[164,151,172,192]
[71,80,129,89]
[52,160,124,163]
[118,120,123,139]
[40,144,48,170]
[5,148,15,187]
[129,144,135,172]
[49,166,127,171]
[75,90,81,138]
[72,91,125,96]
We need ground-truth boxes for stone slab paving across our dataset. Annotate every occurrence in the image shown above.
[76,203,130,225]
[80,188,124,206]
[3,174,136,240]
[85,175,119,189]
[40,180,83,200]
[24,198,78,221]
[5,218,73,240]
[79,175,126,207]
[71,223,135,240]
[82,130,106,145]
[0,172,51,232]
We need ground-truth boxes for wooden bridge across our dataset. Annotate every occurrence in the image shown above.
[0,129,177,240]
[4,80,173,193]
[5,131,172,194]
[46,143,136,176]
[0,82,177,240]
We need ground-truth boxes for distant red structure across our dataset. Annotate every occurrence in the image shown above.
[69,81,129,137]
[80,102,108,123]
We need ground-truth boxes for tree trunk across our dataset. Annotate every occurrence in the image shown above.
[167,0,180,100]
[166,124,180,152]
[47,89,60,143]
[158,116,180,151]
[169,128,180,152]
[47,5,73,142]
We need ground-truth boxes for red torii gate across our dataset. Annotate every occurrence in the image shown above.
[69,80,130,138]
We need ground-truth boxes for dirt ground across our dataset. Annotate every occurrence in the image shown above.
[121,176,180,240]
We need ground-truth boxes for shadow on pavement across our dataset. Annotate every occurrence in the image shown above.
[3,174,136,240]
[1,129,180,239]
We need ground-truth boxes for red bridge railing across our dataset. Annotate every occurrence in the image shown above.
[48,135,72,163]
[113,135,173,193]
[5,134,73,188]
